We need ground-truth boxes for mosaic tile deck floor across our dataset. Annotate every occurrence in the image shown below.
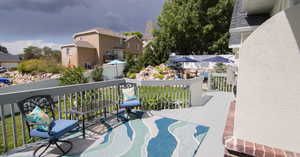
[10,115,209,157]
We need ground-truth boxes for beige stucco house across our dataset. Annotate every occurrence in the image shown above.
[61,27,143,67]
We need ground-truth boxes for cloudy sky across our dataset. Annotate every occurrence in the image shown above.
[0,0,164,54]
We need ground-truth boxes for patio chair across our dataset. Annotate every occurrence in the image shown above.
[17,95,79,157]
[117,82,142,119]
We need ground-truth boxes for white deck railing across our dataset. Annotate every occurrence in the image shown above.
[0,78,203,153]
[208,73,234,92]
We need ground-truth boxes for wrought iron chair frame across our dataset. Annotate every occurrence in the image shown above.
[17,95,76,157]
[117,82,142,120]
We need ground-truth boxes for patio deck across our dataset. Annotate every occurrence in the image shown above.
[5,91,233,157]
[153,91,234,157]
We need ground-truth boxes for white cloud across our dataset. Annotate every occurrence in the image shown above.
[0,40,61,55]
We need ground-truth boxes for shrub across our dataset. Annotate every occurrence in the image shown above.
[8,67,17,71]
[127,72,136,79]
[59,67,88,86]
[91,66,103,82]
[17,59,64,74]
[17,59,41,73]
[154,73,164,80]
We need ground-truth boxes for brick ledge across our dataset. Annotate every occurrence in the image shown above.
[223,101,300,157]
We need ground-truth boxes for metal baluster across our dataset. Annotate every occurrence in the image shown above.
[223,77,226,91]
[155,86,158,110]
[166,85,169,109]
[58,96,62,119]
[165,85,169,109]
[101,88,106,118]
[10,104,17,148]
[165,85,168,109]
[188,85,192,107]
[161,86,164,110]
[20,113,26,145]
[115,85,118,112]
[111,86,114,113]
[69,94,73,119]
[63,94,67,119]
[220,76,224,91]
[0,104,7,152]
[104,87,108,116]
[218,77,221,91]
[176,85,179,109]
[74,92,78,120]
[80,92,83,116]
[105,87,109,114]
[186,85,189,107]
[84,91,88,119]
[176,85,179,107]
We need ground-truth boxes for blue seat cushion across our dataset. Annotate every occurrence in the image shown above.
[120,99,141,108]
[30,120,78,139]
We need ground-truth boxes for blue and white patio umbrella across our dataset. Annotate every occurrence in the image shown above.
[201,56,234,63]
[173,57,199,63]
[107,60,126,78]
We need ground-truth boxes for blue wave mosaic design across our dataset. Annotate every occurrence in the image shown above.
[13,116,209,157]
[194,125,209,138]
[101,122,113,144]
[147,118,178,157]
[124,121,133,141]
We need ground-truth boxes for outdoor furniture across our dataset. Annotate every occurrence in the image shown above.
[17,95,79,157]
[117,82,142,119]
[70,99,116,138]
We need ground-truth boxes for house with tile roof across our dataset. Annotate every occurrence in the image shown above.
[0,45,20,68]
[61,27,143,67]
[225,0,300,156]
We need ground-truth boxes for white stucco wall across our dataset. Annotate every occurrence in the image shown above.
[235,5,300,152]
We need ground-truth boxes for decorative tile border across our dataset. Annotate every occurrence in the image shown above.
[223,101,300,157]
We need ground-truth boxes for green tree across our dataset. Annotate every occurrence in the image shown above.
[23,46,43,60]
[42,46,61,61]
[59,67,88,86]
[123,32,144,39]
[150,0,233,56]
[123,54,143,76]
[91,66,103,82]
[22,46,61,61]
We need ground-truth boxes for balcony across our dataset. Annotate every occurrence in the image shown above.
[0,76,234,157]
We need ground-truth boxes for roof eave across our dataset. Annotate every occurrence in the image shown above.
[61,44,76,49]
[229,26,259,33]
[72,30,99,38]
[229,44,241,49]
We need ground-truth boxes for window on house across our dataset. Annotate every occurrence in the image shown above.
[120,39,125,45]
[66,48,72,56]
[77,37,82,41]
[136,44,140,50]
[127,43,130,48]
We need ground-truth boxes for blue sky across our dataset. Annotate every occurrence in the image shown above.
[0,0,164,54]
